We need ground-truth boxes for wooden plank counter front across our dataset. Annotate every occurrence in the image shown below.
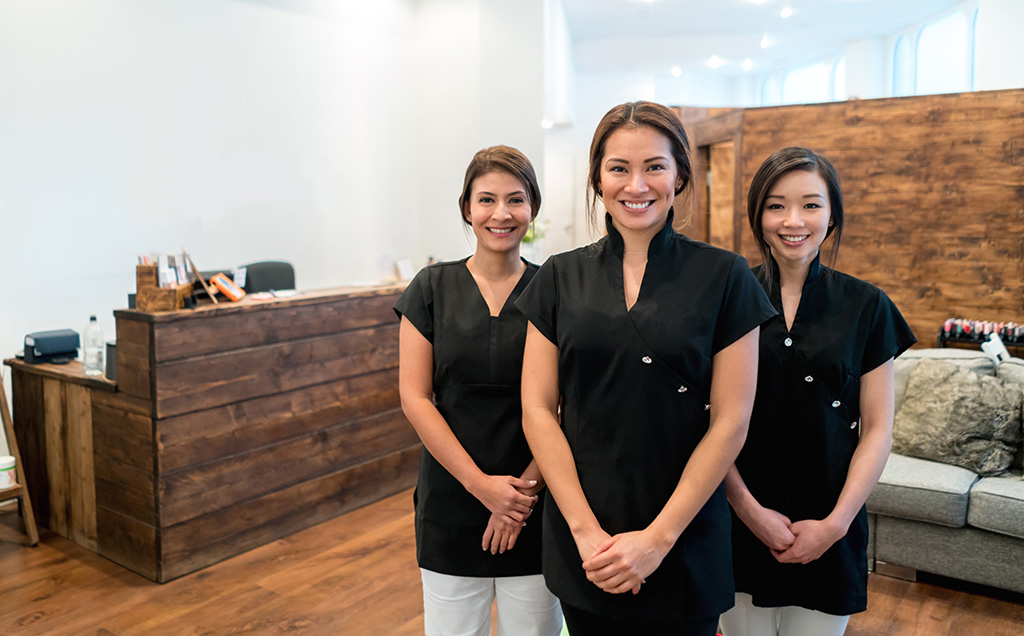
[5,360,114,554]
[6,284,422,582]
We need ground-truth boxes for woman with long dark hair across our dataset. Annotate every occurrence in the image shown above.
[721,147,915,636]
[518,102,775,635]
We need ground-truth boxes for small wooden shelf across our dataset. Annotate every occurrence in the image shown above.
[937,333,1024,353]
[0,484,26,503]
[1,380,39,546]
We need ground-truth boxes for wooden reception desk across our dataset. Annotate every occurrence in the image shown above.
[6,284,421,582]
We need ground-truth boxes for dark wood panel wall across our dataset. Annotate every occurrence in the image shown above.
[682,89,1024,344]
[91,285,421,582]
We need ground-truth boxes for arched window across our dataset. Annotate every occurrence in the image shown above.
[782,62,830,104]
[833,57,846,101]
[761,75,781,106]
[893,35,912,96]
[916,11,969,94]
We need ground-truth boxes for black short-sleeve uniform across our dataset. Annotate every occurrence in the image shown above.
[731,254,916,615]
[515,213,776,622]
[393,258,544,578]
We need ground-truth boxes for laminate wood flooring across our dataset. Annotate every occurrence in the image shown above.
[2,491,1022,635]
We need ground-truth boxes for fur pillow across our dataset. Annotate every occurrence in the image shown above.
[894,358,1022,477]
[994,358,1024,475]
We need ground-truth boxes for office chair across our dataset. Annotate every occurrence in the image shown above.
[239,261,296,293]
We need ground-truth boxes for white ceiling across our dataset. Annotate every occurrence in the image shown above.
[561,0,965,75]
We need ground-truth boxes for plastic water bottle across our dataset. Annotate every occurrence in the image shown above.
[83,315,105,376]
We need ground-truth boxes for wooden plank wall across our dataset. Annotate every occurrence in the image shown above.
[691,89,1024,344]
[709,141,737,250]
[108,288,421,582]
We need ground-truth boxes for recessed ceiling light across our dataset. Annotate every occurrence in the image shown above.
[670,66,682,77]
[780,7,793,18]
[708,55,724,69]
[761,34,770,48]
[540,118,554,129]
[742,58,753,71]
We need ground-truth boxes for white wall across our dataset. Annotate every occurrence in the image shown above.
[412,0,546,265]
[654,72,760,108]
[0,0,414,453]
[537,0,577,259]
[0,0,547,456]
[974,0,1024,90]
[844,38,886,99]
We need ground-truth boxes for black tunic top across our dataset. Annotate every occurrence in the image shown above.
[732,254,916,615]
[516,213,776,622]
[393,258,544,577]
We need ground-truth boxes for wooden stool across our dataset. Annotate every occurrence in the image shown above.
[0,380,39,546]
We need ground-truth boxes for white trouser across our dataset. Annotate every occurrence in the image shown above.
[421,569,563,636]
[719,593,850,636]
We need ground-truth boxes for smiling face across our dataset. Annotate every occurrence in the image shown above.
[599,125,683,237]
[464,170,532,255]
[760,169,832,271]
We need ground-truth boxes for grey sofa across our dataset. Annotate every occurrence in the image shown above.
[866,348,1024,594]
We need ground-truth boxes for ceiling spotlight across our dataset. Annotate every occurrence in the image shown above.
[780,7,793,18]
[708,55,724,69]
[540,118,554,130]
[761,34,770,48]
[670,66,682,77]
[742,58,753,71]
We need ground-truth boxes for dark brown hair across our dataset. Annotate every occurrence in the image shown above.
[747,146,845,288]
[586,101,693,234]
[458,145,541,225]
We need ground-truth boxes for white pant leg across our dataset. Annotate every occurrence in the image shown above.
[719,593,781,636]
[493,575,563,636]
[420,568,494,636]
[778,606,849,636]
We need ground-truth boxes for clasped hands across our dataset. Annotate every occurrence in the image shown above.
[575,527,669,596]
[745,505,843,564]
[473,475,538,555]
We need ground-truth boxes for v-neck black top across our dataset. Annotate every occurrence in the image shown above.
[731,254,916,615]
[394,257,543,577]
[516,212,776,622]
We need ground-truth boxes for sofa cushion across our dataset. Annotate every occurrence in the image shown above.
[968,474,1024,539]
[867,453,977,527]
[893,358,1023,476]
[894,349,994,412]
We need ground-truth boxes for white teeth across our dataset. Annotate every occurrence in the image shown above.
[489,228,514,234]
[781,235,807,242]
[623,201,649,210]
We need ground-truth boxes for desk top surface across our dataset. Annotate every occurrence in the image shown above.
[3,358,117,391]
[115,283,407,324]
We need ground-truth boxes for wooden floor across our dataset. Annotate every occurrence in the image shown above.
[2,490,1023,635]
